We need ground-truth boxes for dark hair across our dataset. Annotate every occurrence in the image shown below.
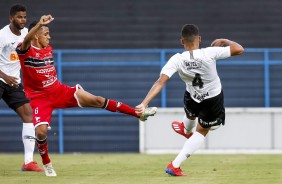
[181,24,199,42]
[28,20,38,32]
[28,20,49,32]
[10,4,26,16]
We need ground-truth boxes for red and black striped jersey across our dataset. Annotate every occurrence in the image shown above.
[16,44,60,98]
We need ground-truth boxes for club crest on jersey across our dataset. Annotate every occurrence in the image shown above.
[184,59,202,69]
[45,60,51,65]
[35,116,40,123]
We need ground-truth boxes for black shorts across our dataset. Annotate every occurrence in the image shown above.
[184,90,225,128]
[0,80,30,111]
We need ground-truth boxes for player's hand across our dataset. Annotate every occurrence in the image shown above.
[3,75,19,88]
[39,15,54,26]
[135,104,146,116]
[211,39,230,47]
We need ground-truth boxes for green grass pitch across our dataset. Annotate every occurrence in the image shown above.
[0,153,281,184]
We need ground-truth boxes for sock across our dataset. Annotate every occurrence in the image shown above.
[22,123,35,164]
[104,99,139,118]
[183,115,196,134]
[172,131,205,168]
[36,138,51,165]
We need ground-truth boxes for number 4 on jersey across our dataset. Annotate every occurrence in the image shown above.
[192,73,203,88]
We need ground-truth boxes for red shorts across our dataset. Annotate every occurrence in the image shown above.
[30,83,81,128]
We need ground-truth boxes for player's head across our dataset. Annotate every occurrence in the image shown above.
[28,21,51,48]
[9,4,27,30]
[181,24,201,47]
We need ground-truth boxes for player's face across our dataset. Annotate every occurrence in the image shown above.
[10,11,27,30]
[37,26,51,48]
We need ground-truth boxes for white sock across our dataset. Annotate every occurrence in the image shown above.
[172,131,205,168]
[22,123,35,164]
[182,115,196,134]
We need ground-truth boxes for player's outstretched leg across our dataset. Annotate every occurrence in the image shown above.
[104,99,157,121]
[75,89,158,121]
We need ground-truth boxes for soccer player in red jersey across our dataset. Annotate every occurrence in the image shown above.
[16,15,157,176]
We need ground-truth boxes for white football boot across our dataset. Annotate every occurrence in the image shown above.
[43,163,57,176]
[139,107,157,121]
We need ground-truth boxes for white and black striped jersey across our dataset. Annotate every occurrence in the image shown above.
[161,46,231,103]
[0,25,28,84]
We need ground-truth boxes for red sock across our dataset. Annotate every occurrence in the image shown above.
[104,99,140,118]
[36,139,51,165]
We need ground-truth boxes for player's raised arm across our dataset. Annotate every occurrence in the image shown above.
[211,38,244,56]
[21,15,54,51]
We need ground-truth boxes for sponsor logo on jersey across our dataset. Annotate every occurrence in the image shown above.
[199,118,218,127]
[10,51,19,62]
[184,59,202,69]
[36,67,55,74]
[42,76,57,87]
[193,91,209,102]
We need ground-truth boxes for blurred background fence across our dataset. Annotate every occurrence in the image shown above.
[1,48,282,153]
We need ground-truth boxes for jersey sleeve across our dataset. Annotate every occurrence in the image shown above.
[0,34,5,53]
[16,42,30,55]
[205,46,231,61]
[160,54,179,78]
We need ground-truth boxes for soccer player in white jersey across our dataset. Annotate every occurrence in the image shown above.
[135,24,244,176]
[0,4,43,172]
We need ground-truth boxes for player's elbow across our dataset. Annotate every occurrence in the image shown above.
[237,45,244,55]
[231,45,244,56]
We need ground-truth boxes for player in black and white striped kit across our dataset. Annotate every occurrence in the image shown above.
[135,24,244,176]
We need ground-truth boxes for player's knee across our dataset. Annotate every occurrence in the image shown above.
[22,116,32,123]
[23,111,32,122]
[91,96,105,107]
[187,115,196,120]
[17,103,33,122]
[35,125,48,139]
